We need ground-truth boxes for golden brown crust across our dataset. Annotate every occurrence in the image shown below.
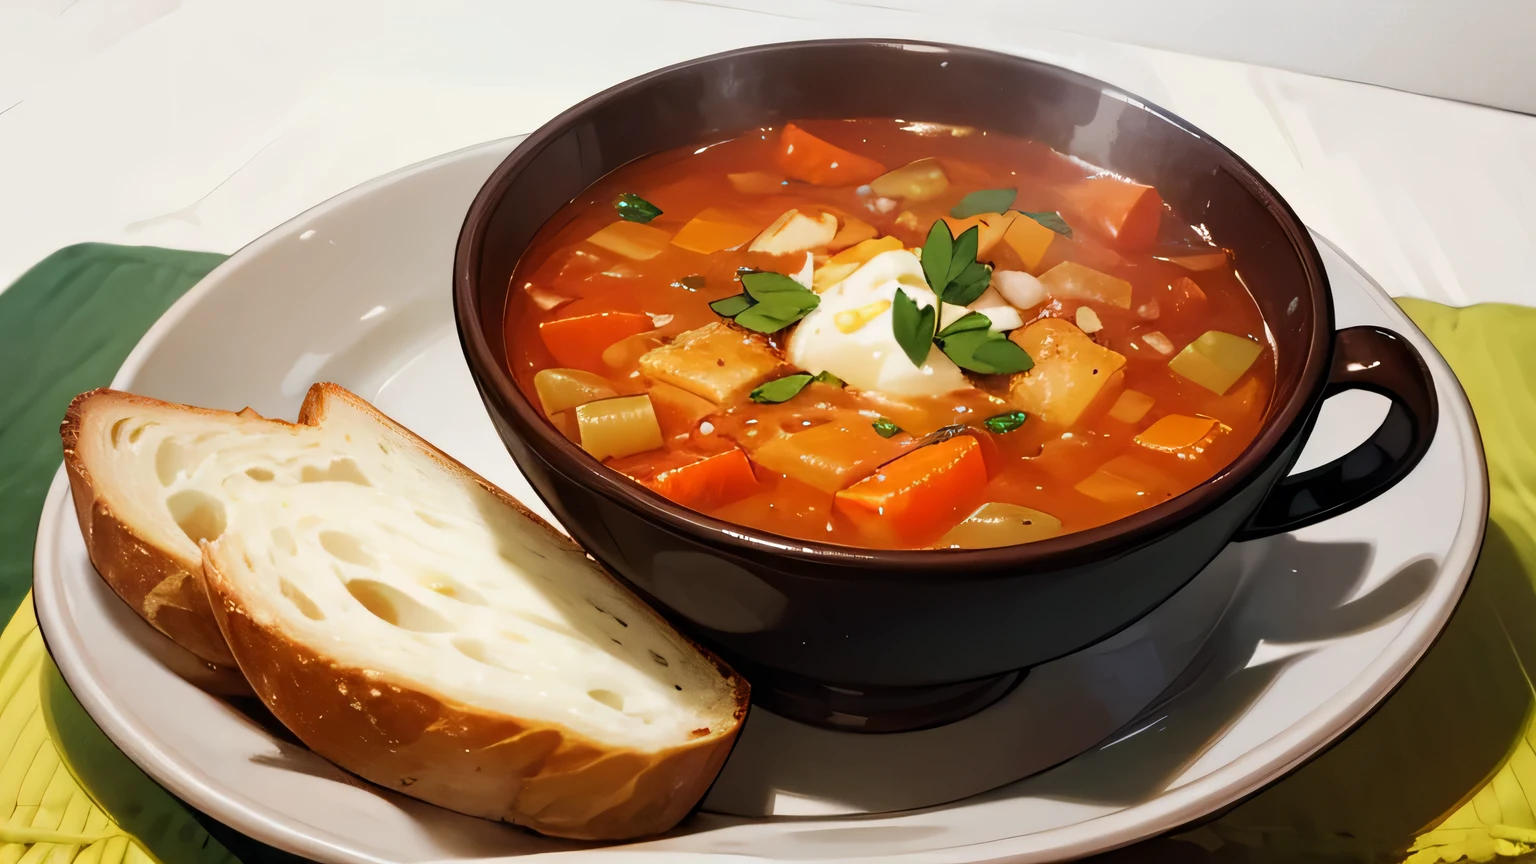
[60,389,240,667]
[204,553,743,839]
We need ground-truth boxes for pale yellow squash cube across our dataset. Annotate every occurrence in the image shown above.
[1038,261,1133,309]
[1009,317,1127,427]
[637,322,782,404]
[586,220,672,261]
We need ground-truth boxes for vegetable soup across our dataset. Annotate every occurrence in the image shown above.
[505,119,1274,550]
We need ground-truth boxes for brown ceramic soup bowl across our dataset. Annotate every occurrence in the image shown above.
[454,39,1437,732]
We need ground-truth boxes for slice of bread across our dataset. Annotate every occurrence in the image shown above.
[61,384,748,840]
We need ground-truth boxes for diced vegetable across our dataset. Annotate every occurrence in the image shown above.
[749,421,911,494]
[777,123,886,186]
[533,368,618,415]
[586,220,672,261]
[576,395,664,461]
[1169,330,1264,395]
[1038,261,1133,309]
[614,192,662,223]
[647,381,716,435]
[1075,306,1103,333]
[813,235,904,291]
[1135,415,1219,452]
[1136,299,1160,320]
[990,270,1046,309]
[870,158,950,202]
[1074,455,1173,504]
[942,212,1014,258]
[749,209,838,255]
[1108,389,1155,424]
[1002,211,1057,271]
[834,436,987,543]
[895,211,921,232]
[671,208,760,254]
[728,171,785,195]
[637,322,782,404]
[828,217,878,251]
[935,502,1063,548]
[539,311,655,372]
[835,299,892,334]
[524,284,575,312]
[646,449,759,510]
[602,329,665,371]
[1060,177,1164,252]
[1169,275,1207,310]
[1141,331,1176,355]
[1009,317,1127,426]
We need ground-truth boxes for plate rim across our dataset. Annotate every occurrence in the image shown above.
[32,142,1488,864]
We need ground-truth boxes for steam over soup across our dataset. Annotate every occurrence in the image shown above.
[505,119,1274,550]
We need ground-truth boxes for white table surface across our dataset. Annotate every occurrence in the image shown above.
[1,0,1533,310]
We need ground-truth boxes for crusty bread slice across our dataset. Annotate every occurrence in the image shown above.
[61,384,748,840]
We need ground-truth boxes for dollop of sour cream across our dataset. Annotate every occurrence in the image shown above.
[788,249,1021,398]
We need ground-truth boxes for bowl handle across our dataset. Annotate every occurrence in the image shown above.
[1235,325,1439,541]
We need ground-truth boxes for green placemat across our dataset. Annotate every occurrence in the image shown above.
[3,244,1535,864]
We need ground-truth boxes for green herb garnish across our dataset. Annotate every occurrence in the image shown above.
[951,188,1017,219]
[749,373,814,404]
[935,315,1034,375]
[813,370,846,388]
[709,294,754,317]
[982,411,1029,434]
[872,418,903,438]
[711,271,820,334]
[919,220,992,306]
[1020,210,1073,238]
[892,289,937,368]
[614,193,662,223]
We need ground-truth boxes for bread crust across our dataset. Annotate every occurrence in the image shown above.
[203,552,745,839]
[61,390,246,667]
[193,382,750,840]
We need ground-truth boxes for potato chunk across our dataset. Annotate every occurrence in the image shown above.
[638,322,782,404]
[1009,317,1127,426]
[749,209,838,255]
[749,421,911,494]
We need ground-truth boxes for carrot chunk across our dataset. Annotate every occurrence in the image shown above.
[646,448,760,510]
[538,311,654,373]
[1060,177,1164,252]
[777,123,886,187]
[1134,415,1219,452]
[834,436,987,544]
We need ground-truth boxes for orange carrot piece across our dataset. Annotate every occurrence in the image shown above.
[646,449,760,510]
[671,208,759,255]
[539,311,654,373]
[828,216,879,251]
[1061,177,1164,252]
[834,436,987,543]
[1135,415,1219,452]
[777,123,886,187]
[1002,211,1057,271]
[942,212,1015,259]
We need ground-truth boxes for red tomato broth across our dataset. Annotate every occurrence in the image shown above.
[505,119,1274,550]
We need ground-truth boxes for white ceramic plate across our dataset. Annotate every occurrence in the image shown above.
[33,138,1485,863]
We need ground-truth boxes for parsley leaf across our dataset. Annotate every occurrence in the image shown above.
[920,220,992,306]
[813,370,846,388]
[951,188,1017,219]
[937,328,1034,375]
[872,418,903,438]
[892,289,937,368]
[920,220,952,297]
[615,193,662,223]
[713,270,820,334]
[749,373,814,404]
[938,311,992,337]
[1020,210,1073,238]
[709,294,754,317]
[982,411,1029,434]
